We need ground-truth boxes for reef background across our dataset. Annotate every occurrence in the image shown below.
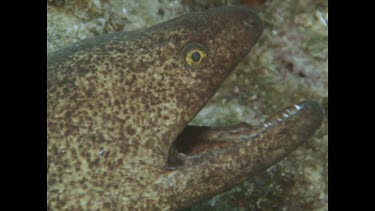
[47,0,328,210]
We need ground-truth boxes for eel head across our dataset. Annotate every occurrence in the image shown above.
[47,6,323,210]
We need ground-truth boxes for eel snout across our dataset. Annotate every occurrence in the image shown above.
[168,100,324,170]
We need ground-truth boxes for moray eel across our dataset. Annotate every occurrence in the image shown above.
[47,6,323,210]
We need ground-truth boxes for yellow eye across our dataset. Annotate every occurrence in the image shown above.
[185,48,207,67]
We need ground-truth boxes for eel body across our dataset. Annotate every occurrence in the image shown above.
[47,6,323,210]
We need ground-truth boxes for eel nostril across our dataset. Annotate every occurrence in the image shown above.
[243,18,261,31]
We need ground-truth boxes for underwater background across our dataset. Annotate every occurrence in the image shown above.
[47,0,328,210]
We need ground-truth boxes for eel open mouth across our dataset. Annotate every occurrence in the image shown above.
[167,100,324,169]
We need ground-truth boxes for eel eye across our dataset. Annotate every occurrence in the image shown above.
[183,43,208,68]
[191,51,201,62]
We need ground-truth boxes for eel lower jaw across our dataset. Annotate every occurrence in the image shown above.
[166,100,324,169]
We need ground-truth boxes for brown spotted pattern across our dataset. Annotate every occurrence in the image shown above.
[47,6,322,210]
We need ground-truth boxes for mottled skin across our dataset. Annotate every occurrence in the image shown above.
[47,6,323,210]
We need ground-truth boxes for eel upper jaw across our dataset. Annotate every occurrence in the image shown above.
[166,100,324,169]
